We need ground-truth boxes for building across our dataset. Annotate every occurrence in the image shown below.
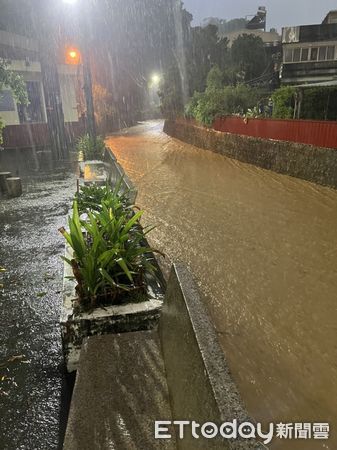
[0,29,83,150]
[281,11,337,85]
[220,28,281,49]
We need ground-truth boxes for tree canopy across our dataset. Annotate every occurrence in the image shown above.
[185,25,229,95]
[231,34,267,82]
[0,59,28,144]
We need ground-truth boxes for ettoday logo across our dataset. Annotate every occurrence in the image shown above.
[155,420,330,445]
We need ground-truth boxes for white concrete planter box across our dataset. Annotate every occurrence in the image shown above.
[60,244,165,372]
[78,152,137,204]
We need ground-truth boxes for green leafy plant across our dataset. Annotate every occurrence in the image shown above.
[75,180,132,216]
[272,86,295,119]
[0,58,28,145]
[186,66,260,126]
[59,200,158,310]
[76,134,106,161]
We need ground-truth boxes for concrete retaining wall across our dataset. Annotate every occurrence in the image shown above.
[164,119,337,189]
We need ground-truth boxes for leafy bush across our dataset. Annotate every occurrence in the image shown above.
[185,91,202,119]
[206,65,223,91]
[0,58,28,144]
[76,134,106,161]
[272,86,295,119]
[223,84,259,115]
[186,66,260,126]
[192,89,227,126]
[301,87,337,121]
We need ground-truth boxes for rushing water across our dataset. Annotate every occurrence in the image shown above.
[106,120,337,450]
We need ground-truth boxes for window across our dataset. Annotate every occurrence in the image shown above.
[319,46,327,60]
[17,81,45,124]
[301,48,309,61]
[327,46,335,60]
[0,90,15,111]
[283,44,336,63]
[293,48,301,62]
[284,48,293,62]
[310,47,318,61]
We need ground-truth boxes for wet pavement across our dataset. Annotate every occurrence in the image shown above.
[106,120,337,450]
[0,168,77,450]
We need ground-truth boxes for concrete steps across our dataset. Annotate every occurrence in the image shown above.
[0,171,22,198]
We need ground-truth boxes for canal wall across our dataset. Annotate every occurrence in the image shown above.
[164,119,337,189]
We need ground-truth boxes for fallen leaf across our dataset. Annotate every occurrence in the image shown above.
[7,355,25,363]
[43,273,54,281]
[36,292,47,298]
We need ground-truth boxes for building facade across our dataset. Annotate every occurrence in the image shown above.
[281,11,337,85]
[0,30,82,149]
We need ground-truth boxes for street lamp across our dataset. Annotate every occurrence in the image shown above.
[61,0,96,141]
[151,73,161,86]
[66,48,81,65]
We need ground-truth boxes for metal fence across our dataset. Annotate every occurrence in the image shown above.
[213,116,337,149]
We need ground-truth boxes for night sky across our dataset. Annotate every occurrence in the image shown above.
[183,0,337,31]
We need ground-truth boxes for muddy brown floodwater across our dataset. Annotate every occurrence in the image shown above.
[106,120,337,450]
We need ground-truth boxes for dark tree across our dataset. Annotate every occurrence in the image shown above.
[231,34,267,82]
[158,65,184,119]
[186,24,229,94]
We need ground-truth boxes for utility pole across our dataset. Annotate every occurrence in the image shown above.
[81,0,97,142]
[82,44,96,141]
[40,50,69,160]
[38,2,69,161]
[62,0,97,142]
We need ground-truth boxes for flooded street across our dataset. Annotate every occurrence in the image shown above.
[106,120,337,450]
[0,169,77,450]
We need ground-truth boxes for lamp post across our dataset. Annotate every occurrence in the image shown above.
[62,0,96,142]
[148,73,161,115]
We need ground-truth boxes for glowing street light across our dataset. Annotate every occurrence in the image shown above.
[151,74,161,85]
[66,48,81,65]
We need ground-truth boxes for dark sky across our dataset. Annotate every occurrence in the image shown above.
[183,0,337,31]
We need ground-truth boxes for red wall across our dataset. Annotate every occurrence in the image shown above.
[3,121,85,149]
[213,117,337,150]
